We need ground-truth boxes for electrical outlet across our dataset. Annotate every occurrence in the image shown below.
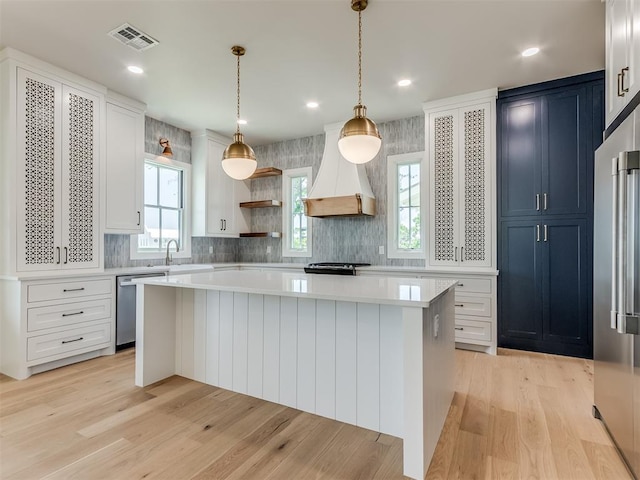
[209,246,213,254]
[266,246,272,254]
[378,245,385,255]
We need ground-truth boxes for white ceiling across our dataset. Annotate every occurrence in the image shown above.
[0,0,605,146]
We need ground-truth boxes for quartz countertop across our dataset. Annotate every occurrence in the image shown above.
[133,269,457,308]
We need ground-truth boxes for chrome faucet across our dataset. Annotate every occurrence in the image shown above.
[165,239,179,265]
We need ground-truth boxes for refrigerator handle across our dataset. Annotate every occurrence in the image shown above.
[615,151,640,335]
[611,156,619,330]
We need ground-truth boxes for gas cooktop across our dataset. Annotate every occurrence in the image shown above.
[303,262,371,276]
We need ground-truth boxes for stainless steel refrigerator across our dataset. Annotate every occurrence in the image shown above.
[593,105,640,479]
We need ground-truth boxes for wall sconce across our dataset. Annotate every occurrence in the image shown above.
[159,138,173,157]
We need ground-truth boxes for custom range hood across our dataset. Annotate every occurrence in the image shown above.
[303,123,376,217]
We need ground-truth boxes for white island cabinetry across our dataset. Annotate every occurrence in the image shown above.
[134,270,456,480]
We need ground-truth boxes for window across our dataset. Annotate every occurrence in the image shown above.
[131,154,191,260]
[282,167,312,257]
[387,152,425,259]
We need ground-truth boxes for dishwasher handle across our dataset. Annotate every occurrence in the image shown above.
[117,273,166,288]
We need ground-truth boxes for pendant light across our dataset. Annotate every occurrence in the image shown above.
[338,0,382,165]
[222,45,257,180]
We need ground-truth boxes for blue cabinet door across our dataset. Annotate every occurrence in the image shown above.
[543,87,589,216]
[498,220,543,341]
[499,98,543,217]
[542,219,591,354]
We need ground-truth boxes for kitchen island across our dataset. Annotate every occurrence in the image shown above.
[134,270,456,480]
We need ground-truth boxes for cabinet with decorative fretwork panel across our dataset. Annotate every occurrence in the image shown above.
[424,89,497,268]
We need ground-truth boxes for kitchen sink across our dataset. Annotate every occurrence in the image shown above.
[167,264,214,274]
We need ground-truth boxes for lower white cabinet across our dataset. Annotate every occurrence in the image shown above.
[0,275,115,379]
[358,268,497,354]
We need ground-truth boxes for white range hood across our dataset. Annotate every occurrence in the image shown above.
[302,122,376,217]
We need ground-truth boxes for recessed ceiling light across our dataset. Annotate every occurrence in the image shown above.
[397,79,412,87]
[127,65,144,74]
[521,47,540,57]
[306,101,319,109]
[237,119,247,125]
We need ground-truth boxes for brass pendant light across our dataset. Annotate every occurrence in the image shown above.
[222,45,257,180]
[338,0,382,165]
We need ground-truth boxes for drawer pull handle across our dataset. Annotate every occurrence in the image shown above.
[458,283,464,287]
[61,337,84,344]
[455,327,464,331]
[62,311,84,317]
[63,288,85,292]
[455,304,465,307]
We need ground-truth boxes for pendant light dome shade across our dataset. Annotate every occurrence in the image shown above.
[222,45,257,180]
[338,104,382,164]
[339,0,381,165]
[222,132,257,180]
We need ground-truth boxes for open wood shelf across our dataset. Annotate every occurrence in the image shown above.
[248,167,282,179]
[239,232,282,238]
[239,200,282,208]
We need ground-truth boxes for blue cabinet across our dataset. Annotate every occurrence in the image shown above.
[500,86,590,217]
[498,72,603,358]
[499,219,592,357]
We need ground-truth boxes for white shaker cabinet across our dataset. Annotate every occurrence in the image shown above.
[0,275,115,380]
[104,93,145,234]
[9,61,103,274]
[606,0,640,127]
[424,89,497,268]
[191,129,250,237]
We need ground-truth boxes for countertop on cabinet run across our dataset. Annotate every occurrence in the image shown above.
[133,270,457,308]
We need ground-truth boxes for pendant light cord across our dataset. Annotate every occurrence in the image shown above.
[358,8,362,106]
[236,52,241,134]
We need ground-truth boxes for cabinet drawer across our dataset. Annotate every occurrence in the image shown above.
[27,322,111,361]
[455,318,491,342]
[455,278,491,294]
[27,299,111,332]
[28,278,112,303]
[454,295,491,317]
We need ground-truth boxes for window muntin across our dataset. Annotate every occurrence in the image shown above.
[131,155,191,260]
[387,152,425,259]
[397,162,421,250]
[282,167,312,257]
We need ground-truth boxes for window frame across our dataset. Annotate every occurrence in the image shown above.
[386,151,426,259]
[130,154,192,260]
[282,166,313,258]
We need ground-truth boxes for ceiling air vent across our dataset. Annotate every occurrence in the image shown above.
[108,23,159,51]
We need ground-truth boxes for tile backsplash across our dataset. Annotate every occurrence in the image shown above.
[239,115,425,266]
[105,115,425,268]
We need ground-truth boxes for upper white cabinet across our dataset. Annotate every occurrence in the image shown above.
[191,130,250,237]
[606,0,640,127]
[1,50,105,275]
[104,93,145,234]
[424,89,497,268]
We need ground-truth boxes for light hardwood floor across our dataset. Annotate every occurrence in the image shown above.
[0,348,632,479]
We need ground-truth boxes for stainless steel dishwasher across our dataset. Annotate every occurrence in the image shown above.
[116,272,166,350]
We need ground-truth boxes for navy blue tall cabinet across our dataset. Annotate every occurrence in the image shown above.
[497,72,604,358]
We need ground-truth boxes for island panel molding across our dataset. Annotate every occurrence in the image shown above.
[134,271,456,480]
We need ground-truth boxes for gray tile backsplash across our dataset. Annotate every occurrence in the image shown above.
[106,115,425,268]
[239,115,425,266]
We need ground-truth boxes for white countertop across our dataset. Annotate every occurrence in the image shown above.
[133,270,457,308]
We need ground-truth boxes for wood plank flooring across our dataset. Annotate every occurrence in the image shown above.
[0,348,632,479]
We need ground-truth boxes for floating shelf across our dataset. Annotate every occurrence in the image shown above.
[239,232,282,238]
[239,200,282,208]
[248,167,282,179]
